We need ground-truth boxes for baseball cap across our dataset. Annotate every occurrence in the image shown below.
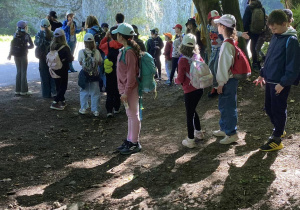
[40,19,50,28]
[101,23,109,28]
[214,14,236,29]
[49,11,57,19]
[182,33,196,47]
[173,24,182,30]
[84,33,94,42]
[53,28,65,37]
[111,23,136,36]
[283,9,293,21]
[208,10,221,20]
[17,20,27,28]
[185,18,197,27]
[150,28,159,34]
[163,33,172,40]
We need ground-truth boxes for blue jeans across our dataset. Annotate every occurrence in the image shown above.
[165,60,172,81]
[80,81,100,112]
[14,56,28,93]
[218,78,238,136]
[68,41,76,71]
[39,59,56,98]
[208,48,220,88]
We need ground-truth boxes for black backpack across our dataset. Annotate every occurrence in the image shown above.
[11,33,27,57]
[91,28,106,51]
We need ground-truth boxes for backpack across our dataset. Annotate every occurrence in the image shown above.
[35,33,51,60]
[46,45,65,78]
[11,33,27,57]
[183,54,213,89]
[82,50,99,82]
[250,8,265,34]
[224,39,251,80]
[91,28,106,51]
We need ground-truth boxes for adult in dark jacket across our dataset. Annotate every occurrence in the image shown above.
[243,0,265,70]
[48,11,63,32]
[147,28,164,79]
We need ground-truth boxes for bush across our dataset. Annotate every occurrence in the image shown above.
[292,5,300,41]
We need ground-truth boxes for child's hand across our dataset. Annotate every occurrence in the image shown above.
[275,84,284,95]
[106,31,111,38]
[242,32,249,40]
[120,94,128,103]
[253,76,265,87]
[217,86,223,94]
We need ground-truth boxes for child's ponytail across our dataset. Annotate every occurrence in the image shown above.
[121,34,141,58]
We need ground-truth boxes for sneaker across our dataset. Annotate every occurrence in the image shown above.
[93,111,99,117]
[50,101,64,111]
[208,88,218,98]
[269,131,287,140]
[116,139,128,151]
[182,137,196,148]
[260,139,284,152]
[113,109,120,114]
[213,130,226,137]
[61,101,67,108]
[15,92,21,96]
[20,91,32,96]
[219,134,238,144]
[165,80,171,85]
[107,113,113,118]
[194,130,204,140]
[119,141,141,155]
[68,69,77,73]
[79,108,87,114]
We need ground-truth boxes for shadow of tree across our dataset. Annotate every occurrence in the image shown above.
[216,151,277,208]
[112,140,230,199]
[16,155,129,207]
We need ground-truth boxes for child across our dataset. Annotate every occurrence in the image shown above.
[163,32,173,84]
[147,28,164,79]
[61,10,83,73]
[185,18,205,59]
[173,24,183,39]
[78,33,102,117]
[283,9,295,29]
[254,10,300,151]
[175,33,205,148]
[100,26,123,117]
[112,23,142,155]
[7,20,34,96]
[101,23,109,33]
[49,28,73,110]
[34,19,56,98]
[169,33,183,86]
[207,10,249,98]
[213,14,239,144]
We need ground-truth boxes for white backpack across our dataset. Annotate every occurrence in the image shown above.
[184,55,213,89]
[46,45,65,78]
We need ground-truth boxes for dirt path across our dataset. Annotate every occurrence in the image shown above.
[0,69,300,209]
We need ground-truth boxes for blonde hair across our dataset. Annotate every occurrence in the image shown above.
[84,41,96,50]
[85,16,99,28]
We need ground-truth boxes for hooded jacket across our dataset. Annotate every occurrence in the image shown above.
[61,20,81,42]
[243,0,265,36]
[87,25,101,36]
[260,28,300,86]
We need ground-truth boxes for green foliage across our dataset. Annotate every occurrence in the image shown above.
[260,0,284,15]
[292,5,300,41]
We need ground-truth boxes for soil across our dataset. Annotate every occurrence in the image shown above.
[0,71,300,210]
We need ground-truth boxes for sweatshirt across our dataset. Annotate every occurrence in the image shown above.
[100,37,123,56]
[163,41,173,60]
[216,38,235,86]
[117,48,139,95]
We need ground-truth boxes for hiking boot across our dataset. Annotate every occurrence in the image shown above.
[208,88,218,98]
[220,134,238,144]
[50,101,64,111]
[107,113,113,118]
[119,141,141,155]
[116,139,128,151]
[93,111,99,117]
[213,130,226,137]
[182,137,196,148]
[194,130,204,140]
[260,139,284,152]
[79,108,87,114]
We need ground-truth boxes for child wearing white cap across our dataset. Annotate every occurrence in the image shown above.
[212,14,239,144]
[78,33,102,117]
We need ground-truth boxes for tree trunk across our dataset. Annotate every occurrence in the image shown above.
[192,0,221,57]
[222,0,248,56]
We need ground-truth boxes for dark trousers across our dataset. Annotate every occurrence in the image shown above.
[105,75,121,113]
[265,83,291,138]
[154,54,162,78]
[184,89,203,139]
[54,76,68,102]
[170,57,179,84]
[250,34,260,65]
[39,59,56,98]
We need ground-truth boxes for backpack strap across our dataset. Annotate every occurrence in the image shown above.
[57,45,65,52]
[286,36,294,48]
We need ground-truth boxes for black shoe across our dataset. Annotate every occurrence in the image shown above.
[119,141,141,155]
[116,140,128,151]
[259,139,283,152]
[208,88,218,98]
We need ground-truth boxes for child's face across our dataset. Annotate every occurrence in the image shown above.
[102,27,108,32]
[268,23,287,34]
[174,27,181,34]
[211,19,217,27]
[217,24,224,35]
[187,23,193,30]
[151,33,156,38]
[165,36,169,41]
[67,15,74,21]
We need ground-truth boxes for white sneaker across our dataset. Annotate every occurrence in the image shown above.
[182,137,196,148]
[107,113,113,118]
[79,108,87,114]
[213,130,226,137]
[114,109,120,114]
[93,111,99,117]
[194,130,204,140]
[220,134,238,144]
[20,91,32,96]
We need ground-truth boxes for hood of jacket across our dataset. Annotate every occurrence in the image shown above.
[91,25,101,32]
[250,0,262,9]
[109,40,123,50]
[282,26,298,37]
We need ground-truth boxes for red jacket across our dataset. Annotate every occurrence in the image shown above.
[163,41,173,60]
[99,37,123,56]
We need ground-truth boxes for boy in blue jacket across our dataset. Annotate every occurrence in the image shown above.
[254,10,300,152]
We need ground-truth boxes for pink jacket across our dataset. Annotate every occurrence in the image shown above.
[117,48,139,95]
